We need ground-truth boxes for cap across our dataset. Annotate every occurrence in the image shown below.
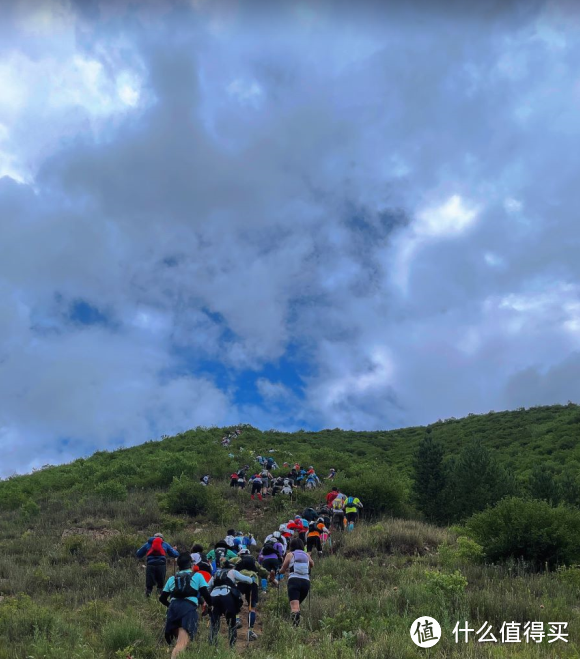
[236,531,244,536]
[238,547,250,555]
[154,533,164,539]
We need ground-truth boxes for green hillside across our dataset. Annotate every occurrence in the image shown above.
[1,404,580,659]
[2,403,579,511]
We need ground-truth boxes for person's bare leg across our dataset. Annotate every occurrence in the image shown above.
[290,599,301,626]
[171,628,190,658]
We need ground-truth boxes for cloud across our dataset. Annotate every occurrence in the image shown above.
[2,0,580,474]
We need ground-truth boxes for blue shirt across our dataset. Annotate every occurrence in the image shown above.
[163,570,208,605]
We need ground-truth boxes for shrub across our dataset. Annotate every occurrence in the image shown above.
[424,569,468,600]
[466,497,580,569]
[94,481,128,502]
[106,533,140,561]
[161,476,228,522]
[439,536,484,567]
[62,535,86,555]
[339,470,410,518]
[20,499,40,521]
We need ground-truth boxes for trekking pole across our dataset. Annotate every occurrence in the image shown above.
[308,587,312,630]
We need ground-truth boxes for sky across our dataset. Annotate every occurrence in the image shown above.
[1,0,580,476]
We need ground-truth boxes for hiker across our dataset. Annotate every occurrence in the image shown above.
[224,529,237,549]
[266,456,275,470]
[326,468,337,480]
[258,537,283,590]
[281,478,293,496]
[237,472,247,491]
[200,474,210,486]
[260,469,273,496]
[207,542,237,571]
[250,473,263,500]
[345,495,363,530]
[331,494,347,531]
[296,468,307,490]
[272,476,284,496]
[230,471,239,488]
[159,552,212,658]
[279,538,314,627]
[265,529,287,555]
[306,517,329,557]
[233,531,256,552]
[287,515,307,543]
[326,487,339,507]
[302,506,318,523]
[305,471,320,490]
[232,547,268,641]
[136,533,180,597]
[190,543,205,567]
[208,559,253,647]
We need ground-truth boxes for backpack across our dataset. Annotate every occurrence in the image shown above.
[213,568,235,589]
[147,537,166,556]
[214,547,227,565]
[239,555,257,573]
[332,498,345,511]
[172,571,199,599]
[346,496,355,506]
[231,473,238,480]
[303,507,317,521]
[263,541,275,554]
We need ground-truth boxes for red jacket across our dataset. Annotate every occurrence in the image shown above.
[287,519,306,533]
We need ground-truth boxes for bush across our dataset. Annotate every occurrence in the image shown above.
[424,569,468,600]
[94,481,128,502]
[106,534,140,561]
[162,476,228,522]
[466,497,580,569]
[339,470,410,518]
[439,536,484,567]
[20,499,40,521]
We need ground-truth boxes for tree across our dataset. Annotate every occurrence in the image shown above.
[528,465,560,505]
[447,438,515,522]
[412,434,448,524]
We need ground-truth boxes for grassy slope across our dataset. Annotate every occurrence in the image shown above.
[1,404,580,657]
[2,403,580,509]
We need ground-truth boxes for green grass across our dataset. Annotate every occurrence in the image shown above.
[2,406,580,657]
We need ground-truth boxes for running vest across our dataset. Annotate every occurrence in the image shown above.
[289,550,310,580]
[147,537,166,556]
[172,571,199,599]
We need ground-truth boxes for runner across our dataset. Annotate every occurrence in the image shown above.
[326,487,339,507]
[232,547,268,641]
[345,495,363,531]
[279,538,314,627]
[159,553,212,658]
[331,494,347,531]
[306,517,329,557]
[136,533,179,598]
[208,559,253,648]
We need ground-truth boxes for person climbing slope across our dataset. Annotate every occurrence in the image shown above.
[250,473,263,500]
[208,559,253,648]
[279,538,314,627]
[345,495,363,530]
[159,553,212,658]
[136,533,180,598]
[331,493,347,531]
[207,542,237,571]
[232,547,269,641]
[326,487,339,507]
[306,517,329,557]
[258,536,283,591]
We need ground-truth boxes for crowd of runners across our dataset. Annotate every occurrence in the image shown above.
[136,475,363,657]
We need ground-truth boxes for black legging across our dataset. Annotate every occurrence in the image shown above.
[210,593,243,647]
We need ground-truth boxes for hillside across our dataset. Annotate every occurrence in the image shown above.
[1,405,580,658]
[1,403,579,511]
